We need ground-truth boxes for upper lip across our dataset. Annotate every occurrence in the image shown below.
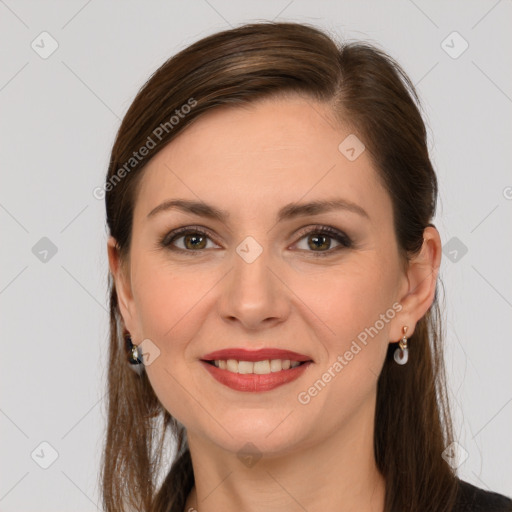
[201,348,313,362]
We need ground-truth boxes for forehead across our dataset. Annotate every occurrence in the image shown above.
[133,95,391,226]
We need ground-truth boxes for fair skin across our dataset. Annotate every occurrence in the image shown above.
[108,95,442,512]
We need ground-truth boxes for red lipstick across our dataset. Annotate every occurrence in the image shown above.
[200,348,313,392]
[202,348,312,362]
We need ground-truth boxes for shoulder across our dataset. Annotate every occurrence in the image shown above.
[453,479,512,511]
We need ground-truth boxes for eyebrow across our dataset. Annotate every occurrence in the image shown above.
[146,198,370,222]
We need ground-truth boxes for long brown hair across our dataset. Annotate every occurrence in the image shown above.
[100,21,458,512]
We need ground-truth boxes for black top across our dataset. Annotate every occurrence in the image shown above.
[454,480,512,511]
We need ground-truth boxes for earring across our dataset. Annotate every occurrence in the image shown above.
[126,334,143,365]
[393,326,409,365]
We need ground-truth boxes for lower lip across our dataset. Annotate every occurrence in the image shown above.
[200,360,312,392]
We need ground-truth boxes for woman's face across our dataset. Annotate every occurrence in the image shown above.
[111,95,411,456]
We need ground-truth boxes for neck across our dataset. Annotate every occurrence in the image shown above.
[183,396,385,512]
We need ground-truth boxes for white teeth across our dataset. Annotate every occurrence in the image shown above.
[211,358,305,374]
[270,359,282,372]
[238,361,253,374]
[253,360,271,374]
[226,359,238,372]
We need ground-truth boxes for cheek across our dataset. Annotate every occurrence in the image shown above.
[131,261,215,424]
[299,258,397,338]
[295,257,398,387]
[294,266,397,422]
[131,257,210,345]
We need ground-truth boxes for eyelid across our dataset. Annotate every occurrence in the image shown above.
[292,224,351,245]
[289,224,353,256]
[160,225,221,248]
[160,224,352,255]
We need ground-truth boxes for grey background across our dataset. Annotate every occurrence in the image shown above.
[1,0,511,510]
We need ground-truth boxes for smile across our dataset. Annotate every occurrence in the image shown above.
[206,358,304,374]
[200,347,313,392]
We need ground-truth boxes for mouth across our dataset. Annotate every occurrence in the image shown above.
[200,348,314,392]
[202,358,308,374]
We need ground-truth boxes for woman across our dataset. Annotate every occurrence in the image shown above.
[100,21,512,512]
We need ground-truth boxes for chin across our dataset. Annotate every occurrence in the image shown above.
[200,412,311,458]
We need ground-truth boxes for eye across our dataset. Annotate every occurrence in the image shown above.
[292,225,352,257]
[159,224,352,257]
[160,226,219,253]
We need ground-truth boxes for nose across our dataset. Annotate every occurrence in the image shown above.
[217,237,290,331]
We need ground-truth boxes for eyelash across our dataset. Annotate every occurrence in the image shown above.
[159,224,353,258]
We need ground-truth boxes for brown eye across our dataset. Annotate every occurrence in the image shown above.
[160,224,352,257]
[182,233,208,250]
[293,226,352,257]
[307,233,331,251]
[161,227,218,252]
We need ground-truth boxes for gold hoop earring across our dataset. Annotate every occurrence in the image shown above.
[393,326,409,365]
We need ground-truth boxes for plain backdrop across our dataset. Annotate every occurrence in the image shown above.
[1,1,511,510]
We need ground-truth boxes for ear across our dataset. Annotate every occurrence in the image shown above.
[107,236,137,337]
[392,226,442,340]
